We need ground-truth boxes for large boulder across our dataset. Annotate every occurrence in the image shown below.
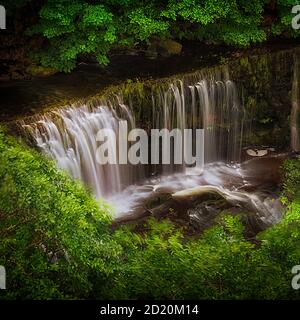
[147,38,182,58]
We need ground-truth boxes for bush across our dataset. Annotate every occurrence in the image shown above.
[102,213,300,299]
[24,0,300,72]
[0,127,115,299]
[281,156,300,201]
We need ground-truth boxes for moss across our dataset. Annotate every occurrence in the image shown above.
[26,64,58,77]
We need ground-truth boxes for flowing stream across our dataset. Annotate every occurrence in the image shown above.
[19,57,300,227]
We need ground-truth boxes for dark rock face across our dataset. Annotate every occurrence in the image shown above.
[229,48,300,149]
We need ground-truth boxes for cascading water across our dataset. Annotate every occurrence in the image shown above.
[19,65,283,225]
[21,103,139,199]
[152,68,244,165]
[21,66,245,197]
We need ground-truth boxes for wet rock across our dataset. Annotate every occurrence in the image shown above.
[188,199,229,231]
[157,39,182,57]
[172,185,237,202]
[147,38,182,58]
[26,65,57,77]
[246,149,268,157]
[240,153,287,187]
[11,71,24,80]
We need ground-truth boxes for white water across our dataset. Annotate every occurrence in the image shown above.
[107,161,283,227]
[21,104,139,198]
[20,66,283,223]
[152,69,244,165]
[21,67,245,200]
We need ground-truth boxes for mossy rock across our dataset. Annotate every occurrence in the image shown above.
[26,64,58,77]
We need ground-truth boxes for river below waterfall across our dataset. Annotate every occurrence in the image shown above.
[109,154,286,236]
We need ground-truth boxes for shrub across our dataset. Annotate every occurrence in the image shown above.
[102,214,300,299]
[24,0,300,72]
[0,127,114,299]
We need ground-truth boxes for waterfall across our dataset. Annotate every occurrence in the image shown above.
[152,68,245,170]
[291,55,300,152]
[21,103,139,198]
[152,70,244,164]
[20,66,245,200]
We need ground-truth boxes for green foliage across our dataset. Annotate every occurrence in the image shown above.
[282,156,300,201]
[1,128,300,299]
[0,127,114,299]
[25,0,300,72]
[273,0,300,37]
[162,0,267,46]
[97,211,299,299]
[28,0,117,72]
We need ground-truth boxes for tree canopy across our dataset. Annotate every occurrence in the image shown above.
[3,0,300,72]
